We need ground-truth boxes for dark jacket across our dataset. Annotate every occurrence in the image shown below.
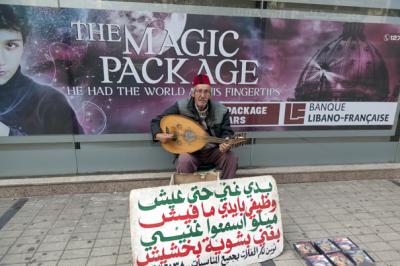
[150,97,234,141]
[0,68,82,135]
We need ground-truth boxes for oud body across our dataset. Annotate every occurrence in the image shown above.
[160,114,248,154]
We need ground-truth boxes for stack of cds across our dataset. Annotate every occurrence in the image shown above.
[293,237,375,266]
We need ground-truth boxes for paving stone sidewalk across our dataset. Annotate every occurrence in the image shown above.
[1,179,400,266]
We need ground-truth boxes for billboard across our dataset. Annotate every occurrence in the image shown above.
[1,4,399,135]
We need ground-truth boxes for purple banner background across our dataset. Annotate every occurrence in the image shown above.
[9,5,400,134]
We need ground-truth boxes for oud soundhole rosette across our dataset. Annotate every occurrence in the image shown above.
[183,129,196,142]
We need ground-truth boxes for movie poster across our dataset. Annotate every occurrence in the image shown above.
[1,4,399,135]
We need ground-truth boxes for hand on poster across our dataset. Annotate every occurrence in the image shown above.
[0,121,10,136]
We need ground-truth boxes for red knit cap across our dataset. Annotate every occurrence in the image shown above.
[192,74,211,86]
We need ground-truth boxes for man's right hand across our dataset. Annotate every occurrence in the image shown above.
[155,133,174,143]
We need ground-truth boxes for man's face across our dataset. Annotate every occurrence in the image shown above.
[191,84,211,110]
[0,29,24,85]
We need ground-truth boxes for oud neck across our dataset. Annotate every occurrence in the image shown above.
[206,136,225,144]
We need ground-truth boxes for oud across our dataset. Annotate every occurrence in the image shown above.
[160,114,250,154]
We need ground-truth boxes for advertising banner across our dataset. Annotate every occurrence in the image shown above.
[129,175,283,266]
[1,4,399,135]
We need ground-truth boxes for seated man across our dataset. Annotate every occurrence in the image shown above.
[150,74,238,179]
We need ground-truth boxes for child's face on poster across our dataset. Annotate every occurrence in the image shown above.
[0,29,24,85]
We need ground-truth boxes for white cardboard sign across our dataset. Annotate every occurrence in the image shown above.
[130,175,283,266]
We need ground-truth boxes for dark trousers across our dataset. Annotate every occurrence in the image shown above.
[175,148,238,179]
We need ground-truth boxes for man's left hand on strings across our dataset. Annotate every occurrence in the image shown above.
[219,142,231,153]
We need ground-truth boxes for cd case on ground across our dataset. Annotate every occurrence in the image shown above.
[343,249,375,266]
[293,241,320,257]
[326,251,355,266]
[305,254,334,266]
[314,239,341,254]
[330,237,359,251]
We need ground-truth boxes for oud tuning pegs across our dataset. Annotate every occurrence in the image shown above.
[229,132,249,148]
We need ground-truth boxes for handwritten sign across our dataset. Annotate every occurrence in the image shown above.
[130,175,283,266]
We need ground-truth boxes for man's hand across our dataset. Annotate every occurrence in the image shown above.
[0,121,10,136]
[155,133,174,143]
[219,142,231,153]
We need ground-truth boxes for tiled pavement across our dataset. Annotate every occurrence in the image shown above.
[1,179,400,265]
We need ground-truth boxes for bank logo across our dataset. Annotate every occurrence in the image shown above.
[284,103,305,124]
